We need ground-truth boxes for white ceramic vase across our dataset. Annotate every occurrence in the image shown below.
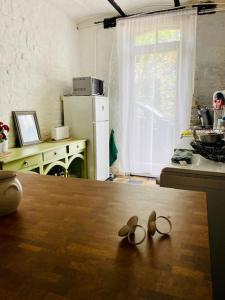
[0,171,22,216]
[2,140,8,152]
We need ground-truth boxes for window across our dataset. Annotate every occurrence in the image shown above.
[134,27,180,119]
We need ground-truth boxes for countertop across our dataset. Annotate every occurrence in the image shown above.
[0,173,212,300]
[168,136,225,175]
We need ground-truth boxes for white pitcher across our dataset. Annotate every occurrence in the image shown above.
[0,171,22,216]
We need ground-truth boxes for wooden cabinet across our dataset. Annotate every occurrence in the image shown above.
[0,139,87,178]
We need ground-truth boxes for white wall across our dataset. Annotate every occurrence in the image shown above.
[79,20,114,96]
[79,12,225,107]
[0,0,80,146]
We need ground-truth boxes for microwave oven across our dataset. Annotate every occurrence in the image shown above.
[73,77,104,96]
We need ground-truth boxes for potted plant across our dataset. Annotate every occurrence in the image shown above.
[0,122,10,153]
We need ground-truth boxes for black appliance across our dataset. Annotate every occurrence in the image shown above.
[197,107,213,128]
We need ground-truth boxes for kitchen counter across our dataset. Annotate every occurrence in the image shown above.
[0,173,212,300]
[166,136,225,174]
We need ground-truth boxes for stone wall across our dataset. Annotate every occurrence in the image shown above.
[194,11,225,106]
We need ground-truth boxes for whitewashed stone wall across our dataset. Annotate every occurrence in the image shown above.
[0,0,80,146]
[194,11,225,106]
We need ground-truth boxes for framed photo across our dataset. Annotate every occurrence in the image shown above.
[12,111,42,147]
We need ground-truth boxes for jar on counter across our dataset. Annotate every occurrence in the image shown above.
[0,171,22,216]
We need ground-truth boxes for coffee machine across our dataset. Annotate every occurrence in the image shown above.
[197,106,213,128]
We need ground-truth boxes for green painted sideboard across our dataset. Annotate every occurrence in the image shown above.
[0,139,87,178]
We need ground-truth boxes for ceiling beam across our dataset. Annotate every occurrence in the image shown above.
[107,0,127,17]
[174,0,181,7]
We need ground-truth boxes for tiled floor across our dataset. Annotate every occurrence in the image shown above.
[112,175,157,187]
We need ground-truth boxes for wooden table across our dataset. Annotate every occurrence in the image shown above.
[0,174,212,300]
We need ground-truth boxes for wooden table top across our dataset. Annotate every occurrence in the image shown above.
[0,174,212,300]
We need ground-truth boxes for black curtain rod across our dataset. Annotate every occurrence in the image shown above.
[95,6,186,27]
[134,6,186,18]
[95,2,219,28]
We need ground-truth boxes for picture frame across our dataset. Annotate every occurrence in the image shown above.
[12,111,42,147]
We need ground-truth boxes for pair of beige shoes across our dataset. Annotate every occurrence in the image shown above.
[118,211,172,245]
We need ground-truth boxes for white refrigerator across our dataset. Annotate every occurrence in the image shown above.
[63,96,109,181]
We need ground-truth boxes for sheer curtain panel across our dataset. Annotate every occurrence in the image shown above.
[109,10,197,177]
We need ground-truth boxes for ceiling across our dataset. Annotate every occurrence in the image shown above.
[50,0,190,23]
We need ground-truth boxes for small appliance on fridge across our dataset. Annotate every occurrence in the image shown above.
[72,77,104,96]
[63,96,109,181]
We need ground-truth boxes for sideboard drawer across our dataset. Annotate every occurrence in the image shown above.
[3,154,42,171]
[43,147,66,163]
[68,141,85,156]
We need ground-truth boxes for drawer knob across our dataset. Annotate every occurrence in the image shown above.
[54,152,57,155]
[23,161,28,167]
[102,105,104,111]
[76,145,79,149]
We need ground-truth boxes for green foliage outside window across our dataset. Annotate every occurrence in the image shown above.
[134,28,180,119]
[135,29,180,46]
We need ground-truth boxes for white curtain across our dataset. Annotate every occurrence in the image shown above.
[109,10,197,177]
